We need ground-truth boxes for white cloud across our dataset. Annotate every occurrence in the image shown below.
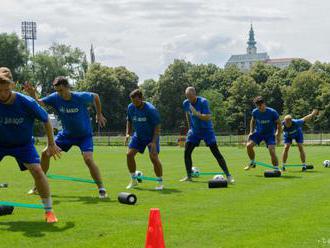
[0,0,330,81]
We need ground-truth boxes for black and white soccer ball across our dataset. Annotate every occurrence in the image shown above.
[323,160,330,168]
[213,174,225,181]
[135,170,143,182]
[192,167,200,177]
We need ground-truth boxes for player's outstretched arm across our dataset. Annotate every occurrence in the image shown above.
[301,109,319,122]
[23,82,46,107]
[93,93,107,128]
[44,118,61,160]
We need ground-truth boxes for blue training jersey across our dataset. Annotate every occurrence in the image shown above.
[127,102,160,140]
[0,92,48,147]
[252,107,279,135]
[41,92,94,138]
[183,96,213,132]
[282,119,304,137]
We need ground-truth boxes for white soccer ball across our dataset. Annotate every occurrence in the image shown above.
[323,160,330,168]
[135,171,143,182]
[213,174,225,181]
[192,167,200,177]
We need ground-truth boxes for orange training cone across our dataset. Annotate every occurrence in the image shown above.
[145,208,165,248]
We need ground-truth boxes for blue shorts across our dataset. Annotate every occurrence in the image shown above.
[284,131,304,144]
[0,142,40,171]
[128,135,160,154]
[186,129,217,146]
[55,132,93,153]
[249,132,276,146]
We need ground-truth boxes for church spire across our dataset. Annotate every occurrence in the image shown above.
[247,24,257,55]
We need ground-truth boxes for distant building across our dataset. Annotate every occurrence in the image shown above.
[265,58,295,69]
[226,25,298,71]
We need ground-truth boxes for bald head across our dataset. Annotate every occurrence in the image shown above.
[185,86,197,103]
[185,86,196,95]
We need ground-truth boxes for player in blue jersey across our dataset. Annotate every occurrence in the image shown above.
[0,68,61,223]
[282,109,318,171]
[180,87,234,183]
[124,89,164,190]
[24,76,108,198]
[245,96,282,171]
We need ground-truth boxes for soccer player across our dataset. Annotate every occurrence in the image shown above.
[0,68,60,223]
[124,89,164,190]
[245,96,282,171]
[282,109,318,171]
[23,76,108,198]
[180,87,234,183]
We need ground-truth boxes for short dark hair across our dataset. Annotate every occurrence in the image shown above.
[129,89,143,99]
[53,76,69,87]
[253,96,264,105]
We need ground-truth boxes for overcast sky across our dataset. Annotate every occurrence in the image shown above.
[1,0,329,82]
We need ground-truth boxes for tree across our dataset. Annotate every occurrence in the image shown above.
[200,89,227,131]
[32,43,87,96]
[288,59,312,73]
[211,65,242,100]
[261,74,284,114]
[0,33,28,80]
[141,79,159,103]
[249,62,278,84]
[224,75,261,131]
[77,63,138,132]
[282,71,325,130]
[155,60,193,132]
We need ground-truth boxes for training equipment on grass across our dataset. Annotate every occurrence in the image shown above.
[284,164,314,170]
[0,205,14,216]
[264,170,281,178]
[0,201,44,209]
[133,173,161,182]
[191,167,200,177]
[191,168,225,177]
[118,192,137,205]
[208,176,228,188]
[323,160,330,168]
[255,161,276,169]
[213,174,225,180]
[145,208,165,248]
[47,174,97,184]
[0,183,8,188]
[135,171,143,182]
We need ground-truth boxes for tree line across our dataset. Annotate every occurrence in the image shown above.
[1,32,329,134]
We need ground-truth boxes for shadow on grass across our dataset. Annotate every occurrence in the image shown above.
[0,221,75,237]
[51,195,114,205]
[134,187,182,194]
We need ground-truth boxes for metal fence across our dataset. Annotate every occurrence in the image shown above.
[34,132,330,146]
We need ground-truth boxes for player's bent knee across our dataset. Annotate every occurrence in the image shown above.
[149,153,159,161]
[29,166,45,178]
[246,142,254,149]
[127,150,136,159]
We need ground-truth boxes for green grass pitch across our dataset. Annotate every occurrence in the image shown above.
[0,145,329,247]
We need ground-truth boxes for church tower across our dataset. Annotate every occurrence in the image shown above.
[247,24,257,55]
